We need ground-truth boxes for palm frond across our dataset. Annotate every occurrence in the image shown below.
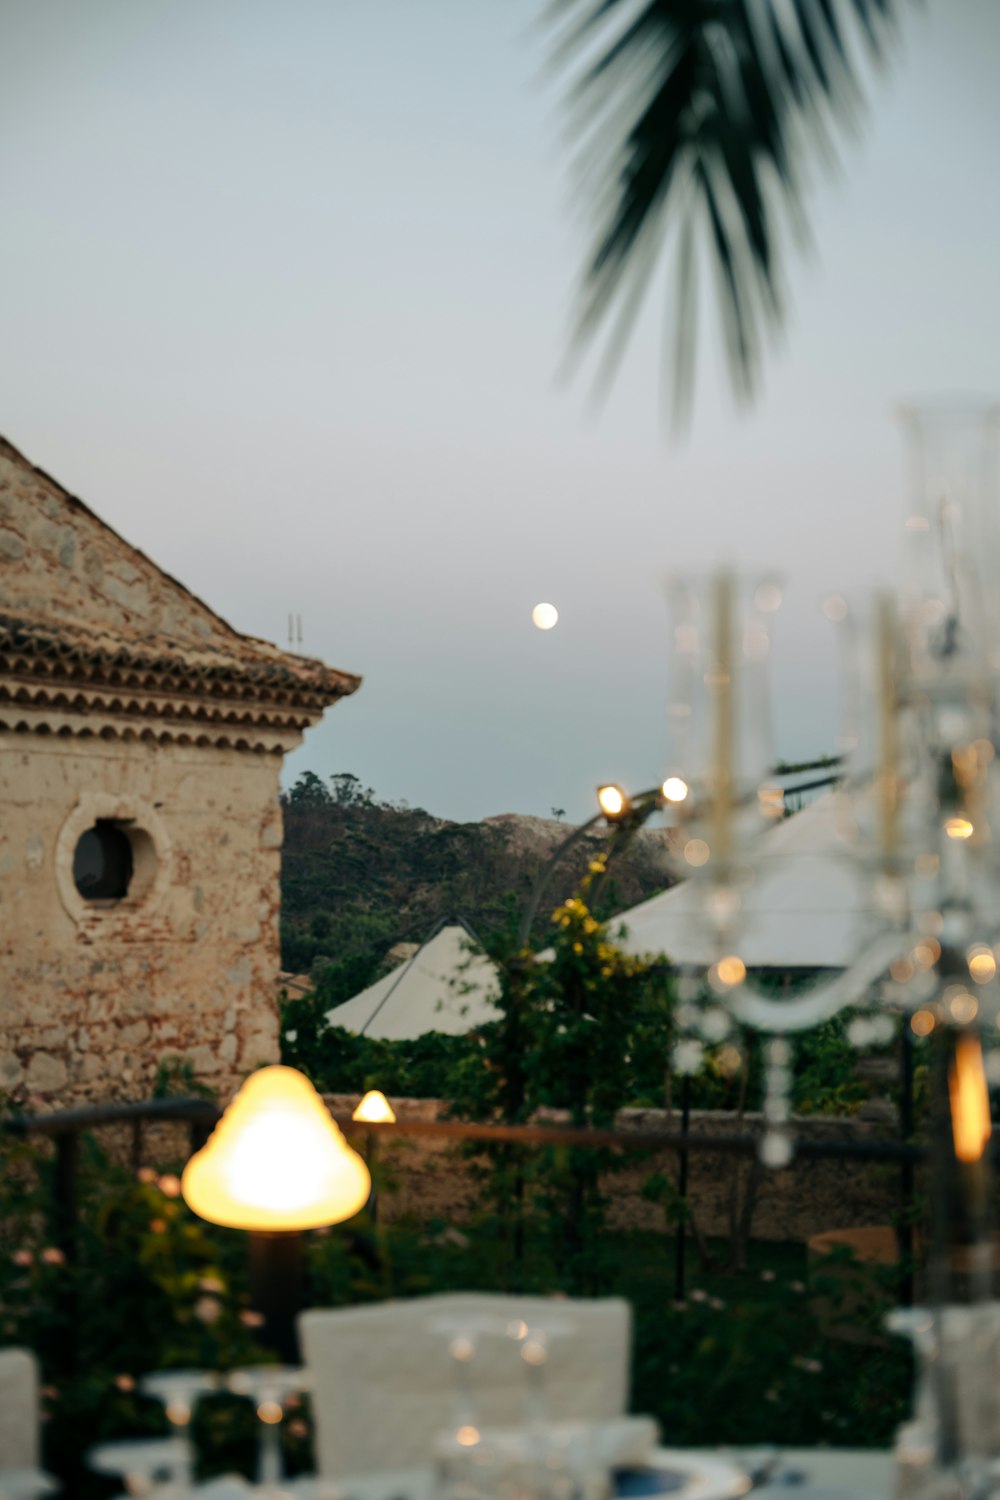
[550,0,901,427]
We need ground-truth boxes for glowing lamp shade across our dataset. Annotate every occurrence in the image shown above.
[352,1089,396,1124]
[181,1066,371,1231]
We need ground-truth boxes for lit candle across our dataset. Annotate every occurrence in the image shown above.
[947,1032,993,1306]
[949,1035,991,1168]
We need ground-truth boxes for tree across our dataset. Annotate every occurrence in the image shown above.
[451,861,673,1292]
[284,770,331,808]
[553,0,900,425]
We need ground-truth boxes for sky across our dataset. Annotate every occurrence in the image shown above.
[2,0,999,823]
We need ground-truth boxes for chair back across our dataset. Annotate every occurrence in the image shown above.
[0,1347,40,1469]
[299,1291,631,1478]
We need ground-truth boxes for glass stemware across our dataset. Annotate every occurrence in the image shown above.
[227,1365,310,1493]
[139,1370,219,1494]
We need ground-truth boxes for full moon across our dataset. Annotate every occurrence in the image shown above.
[531,602,559,631]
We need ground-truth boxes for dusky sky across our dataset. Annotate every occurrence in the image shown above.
[2,0,999,822]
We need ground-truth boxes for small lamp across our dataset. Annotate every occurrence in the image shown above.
[352,1089,396,1125]
[182,1066,371,1359]
[352,1089,396,1224]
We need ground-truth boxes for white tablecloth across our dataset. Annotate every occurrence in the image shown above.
[328,1446,894,1500]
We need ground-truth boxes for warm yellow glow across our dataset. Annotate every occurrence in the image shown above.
[913,939,941,969]
[661,776,689,803]
[597,784,628,819]
[968,947,997,984]
[945,817,975,840]
[181,1066,371,1231]
[683,838,710,867]
[257,1401,283,1425]
[352,1089,396,1124]
[948,991,979,1025]
[531,603,559,631]
[911,1010,936,1037]
[949,1036,992,1164]
[890,958,915,984]
[456,1426,480,1447]
[713,955,747,988]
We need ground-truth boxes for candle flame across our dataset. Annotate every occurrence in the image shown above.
[949,1035,992,1164]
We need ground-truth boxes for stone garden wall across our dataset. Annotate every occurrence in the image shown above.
[328,1095,906,1245]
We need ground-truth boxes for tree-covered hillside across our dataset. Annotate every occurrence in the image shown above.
[279,770,673,1008]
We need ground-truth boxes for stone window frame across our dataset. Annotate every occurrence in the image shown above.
[56,793,172,925]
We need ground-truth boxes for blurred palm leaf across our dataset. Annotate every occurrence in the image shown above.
[551,0,900,425]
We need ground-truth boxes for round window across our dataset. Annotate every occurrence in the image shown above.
[72,821,135,900]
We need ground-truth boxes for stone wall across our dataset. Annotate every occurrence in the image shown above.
[331,1096,906,1244]
[0,734,283,1103]
[0,433,358,1107]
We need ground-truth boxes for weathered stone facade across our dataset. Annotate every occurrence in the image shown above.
[0,436,360,1106]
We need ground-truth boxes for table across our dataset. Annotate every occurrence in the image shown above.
[328,1447,894,1500]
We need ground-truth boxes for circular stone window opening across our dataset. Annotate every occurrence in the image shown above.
[72,819,156,903]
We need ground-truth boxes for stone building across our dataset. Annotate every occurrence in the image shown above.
[0,436,359,1105]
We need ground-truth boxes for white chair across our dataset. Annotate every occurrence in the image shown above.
[0,1347,40,1470]
[299,1291,632,1478]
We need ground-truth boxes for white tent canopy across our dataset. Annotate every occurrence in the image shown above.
[325,923,501,1041]
[613,793,881,970]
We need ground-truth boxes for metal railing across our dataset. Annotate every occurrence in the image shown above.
[4,1079,922,1319]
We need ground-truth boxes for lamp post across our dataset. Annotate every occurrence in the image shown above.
[181,1065,371,1363]
[517,782,674,948]
[352,1089,397,1226]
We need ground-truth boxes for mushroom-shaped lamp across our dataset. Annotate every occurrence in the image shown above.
[182,1065,370,1232]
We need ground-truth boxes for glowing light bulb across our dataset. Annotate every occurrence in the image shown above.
[661,776,689,803]
[531,603,559,631]
[948,991,979,1025]
[945,817,975,840]
[597,784,628,819]
[913,939,941,969]
[911,1010,936,1037]
[968,947,997,984]
[712,956,747,989]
